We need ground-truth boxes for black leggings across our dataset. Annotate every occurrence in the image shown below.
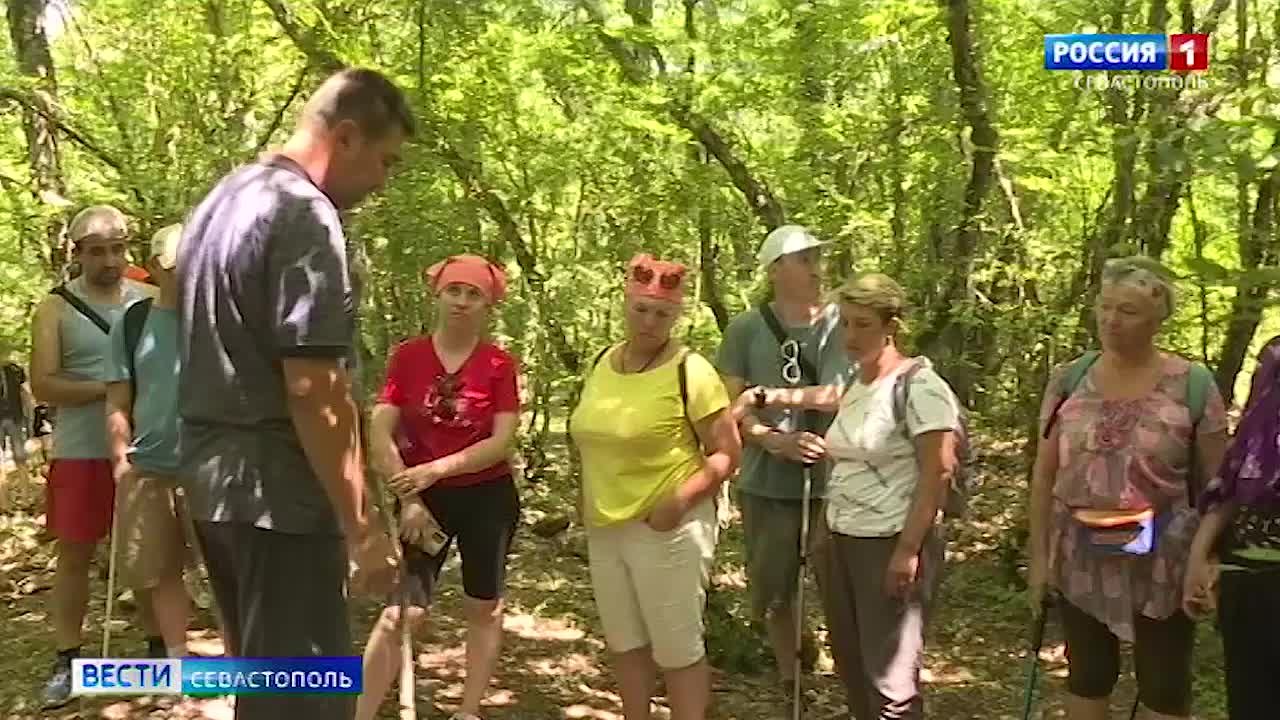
[1218,565,1280,719]
[400,475,520,606]
[1058,599,1194,716]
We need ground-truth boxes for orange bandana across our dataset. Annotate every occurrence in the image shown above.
[424,254,508,303]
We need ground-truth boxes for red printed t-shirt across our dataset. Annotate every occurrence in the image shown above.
[379,337,520,488]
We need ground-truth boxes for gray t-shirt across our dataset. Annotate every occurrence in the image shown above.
[177,154,354,536]
[104,305,181,476]
[715,303,853,500]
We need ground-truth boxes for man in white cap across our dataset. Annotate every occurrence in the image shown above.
[715,224,853,689]
[104,223,195,663]
[29,205,154,707]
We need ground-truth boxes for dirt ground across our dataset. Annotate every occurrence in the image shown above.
[0,438,1230,719]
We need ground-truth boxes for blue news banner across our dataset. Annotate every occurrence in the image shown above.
[72,657,362,696]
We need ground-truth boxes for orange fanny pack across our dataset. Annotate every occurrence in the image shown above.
[1071,508,1165,556]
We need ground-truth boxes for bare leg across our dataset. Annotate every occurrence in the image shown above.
[662,657,711,720]
[458,597,505,717]
[354,604,427,720]
[614,647,658,720]
[1065,693,1110,720]
[766,606,814,681]
[147,571,192,654]
[52,539,96,650]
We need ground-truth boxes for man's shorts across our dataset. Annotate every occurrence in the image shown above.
[46,459,114,543]
[115,471,193,589]
[741,492,828,619]
[0,417,28,464]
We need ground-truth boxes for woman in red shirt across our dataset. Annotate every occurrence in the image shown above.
[356,254,522,720]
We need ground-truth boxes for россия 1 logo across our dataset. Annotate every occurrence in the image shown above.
[1044,34,1209,71]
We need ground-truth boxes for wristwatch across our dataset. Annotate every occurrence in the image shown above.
[753,386,769,409]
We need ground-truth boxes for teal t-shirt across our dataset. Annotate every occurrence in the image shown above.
[715,303,854,500]
[104,305,181,475]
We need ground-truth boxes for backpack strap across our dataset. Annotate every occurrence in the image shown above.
[891,358,926,427]
[758,302,819,386]
[122,298,154,414]
[50,284,111,335]
[1185,362,1214,509]
[1041,351,1102,439]
[1185,362,1212,427]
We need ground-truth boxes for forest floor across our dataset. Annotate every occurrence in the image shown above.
[0,433,1230,720]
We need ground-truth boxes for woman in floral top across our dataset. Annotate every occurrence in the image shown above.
[1184,335,1280,718]
[1028,257,1228,720]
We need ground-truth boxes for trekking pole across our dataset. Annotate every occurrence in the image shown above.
[1021,595,1052,720]
[101,497,121,657]
[792,460,814,720]
[371,487,417,720]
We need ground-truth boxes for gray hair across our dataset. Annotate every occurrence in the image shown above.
[1100,255,1176,320]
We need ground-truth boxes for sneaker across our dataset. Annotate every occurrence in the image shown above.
[40,661,73,709]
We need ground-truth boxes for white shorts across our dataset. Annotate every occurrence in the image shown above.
[586,498,717,669]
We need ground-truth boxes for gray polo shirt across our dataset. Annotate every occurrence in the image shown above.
[177,154,354,536]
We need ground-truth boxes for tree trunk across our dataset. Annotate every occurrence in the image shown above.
[915,0,999,405]
[1214,5,1273,405]
[1214,160,1279,405]
[1076,1,1136,345]
[6,0,69,274]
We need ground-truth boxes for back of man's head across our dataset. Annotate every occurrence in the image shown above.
[299,68,415,142]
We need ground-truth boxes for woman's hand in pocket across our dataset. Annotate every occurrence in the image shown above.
[645,496,687,532]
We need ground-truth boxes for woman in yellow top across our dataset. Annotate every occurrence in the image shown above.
[570,253,742,720]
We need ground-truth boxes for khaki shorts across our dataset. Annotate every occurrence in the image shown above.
[115,471,193,589]
[587,499,717,670]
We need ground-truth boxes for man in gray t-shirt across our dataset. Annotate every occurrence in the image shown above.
[177,68,412,720]
[716,225,853,686]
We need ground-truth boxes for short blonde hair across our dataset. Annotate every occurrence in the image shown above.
[833,273,909,327]
[1100,255,1176,320]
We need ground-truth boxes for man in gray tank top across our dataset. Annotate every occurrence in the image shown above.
[29,205,154,708]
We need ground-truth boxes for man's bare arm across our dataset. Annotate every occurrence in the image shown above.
[30,295,107,407]
[104,381,134,473]
[282,357,367,539]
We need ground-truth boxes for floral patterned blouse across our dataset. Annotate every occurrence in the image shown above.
[1039,354,1227,642]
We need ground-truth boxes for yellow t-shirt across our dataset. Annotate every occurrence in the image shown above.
[570,346,730,528]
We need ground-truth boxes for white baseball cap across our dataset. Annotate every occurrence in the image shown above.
[757,224,825,268]
[149,223,183,270]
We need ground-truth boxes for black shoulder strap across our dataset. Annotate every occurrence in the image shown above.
[51,284,110,334]
[758,302,819,385]
[123,298,154,412]
[590,345,611,371]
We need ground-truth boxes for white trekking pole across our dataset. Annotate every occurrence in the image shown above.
[792,460,813,720]
[101,500,121,657]
[372,489,417,720]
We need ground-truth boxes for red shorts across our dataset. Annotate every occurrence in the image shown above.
[46,459,115,543]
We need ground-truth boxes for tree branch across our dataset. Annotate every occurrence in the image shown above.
[0,88,142,204]
[260,0,345,72]
[578,0,785,231]
[253,65,310,155]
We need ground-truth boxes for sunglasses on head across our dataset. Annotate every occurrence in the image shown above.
[631,264,684,290]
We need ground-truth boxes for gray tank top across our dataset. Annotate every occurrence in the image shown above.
[52,277,149,460]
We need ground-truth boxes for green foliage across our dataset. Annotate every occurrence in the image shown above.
[3,1,1280,423]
